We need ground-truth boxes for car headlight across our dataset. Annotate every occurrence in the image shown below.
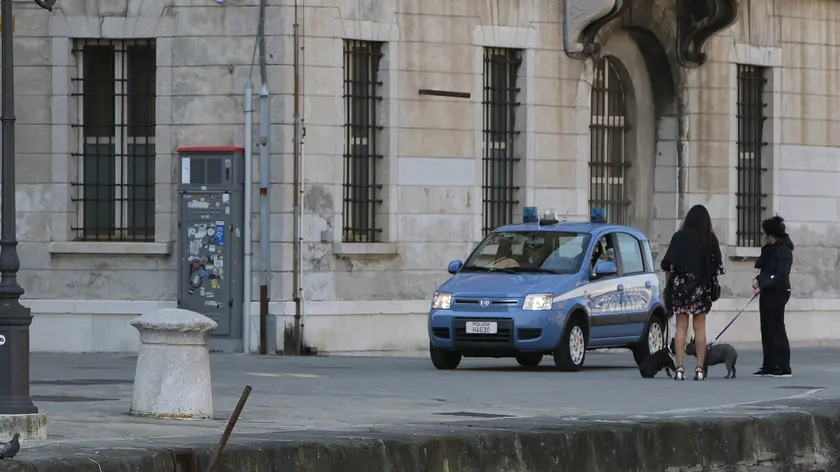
[523,293,553,311]
[432,292,452,310]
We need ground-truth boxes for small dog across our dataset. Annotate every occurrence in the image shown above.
[686,339,738,379]
[639,338,677,378]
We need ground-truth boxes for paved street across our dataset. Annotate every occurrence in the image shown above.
[23,347,840,451]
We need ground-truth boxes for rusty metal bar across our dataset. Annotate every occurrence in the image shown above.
[204,385,252,472]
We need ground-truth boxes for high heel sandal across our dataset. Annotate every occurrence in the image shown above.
[694,366,705,381]
[674,366,685,381]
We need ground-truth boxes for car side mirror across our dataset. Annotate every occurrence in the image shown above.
[594,260,617,277]
[447,260,463,275]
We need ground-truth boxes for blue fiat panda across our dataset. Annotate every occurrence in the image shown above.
[427,208,667,371]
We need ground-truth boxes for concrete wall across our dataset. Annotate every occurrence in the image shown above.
[6,0,840,353]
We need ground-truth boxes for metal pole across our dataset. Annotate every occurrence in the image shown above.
[291,9,302,355]
[256,0,272,356]
[258,84,270,356]
[297,108,306,356]
[242,79,254,353]
[0,0,49,415]
[298,0,307,354]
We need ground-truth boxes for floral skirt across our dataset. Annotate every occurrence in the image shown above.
[669,272,715,316]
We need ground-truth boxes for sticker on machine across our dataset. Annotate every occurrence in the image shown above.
[188,200,210,209]
[215,221,225,246]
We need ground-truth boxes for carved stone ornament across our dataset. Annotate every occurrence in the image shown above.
[677,0,741,67]
[33,0,57,11]
[563,0,629,58]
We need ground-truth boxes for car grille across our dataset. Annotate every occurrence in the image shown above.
[451,297,519,312]
[453,318,513,344]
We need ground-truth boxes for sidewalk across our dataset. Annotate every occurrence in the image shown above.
[10,348,840,470]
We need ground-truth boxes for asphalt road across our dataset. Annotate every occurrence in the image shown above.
[25,347,840,446]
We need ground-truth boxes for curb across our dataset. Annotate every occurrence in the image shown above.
[3,398,840,472]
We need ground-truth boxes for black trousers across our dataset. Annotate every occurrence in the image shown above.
[759,290,791,370]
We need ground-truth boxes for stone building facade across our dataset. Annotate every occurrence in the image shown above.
[8,0,840,353]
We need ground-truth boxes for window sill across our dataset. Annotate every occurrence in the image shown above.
[332,242,398,257]
[47,242,172,256]
[729,246,761,261]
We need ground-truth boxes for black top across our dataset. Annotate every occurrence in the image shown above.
[754,235,794,292]
[661,229,722,285]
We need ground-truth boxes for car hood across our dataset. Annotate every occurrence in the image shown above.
[438,272,581,298]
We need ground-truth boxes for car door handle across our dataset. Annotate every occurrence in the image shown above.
[645,281,652,288]
[617,284,624,291]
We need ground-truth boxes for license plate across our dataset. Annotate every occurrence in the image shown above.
[465,321,498,335]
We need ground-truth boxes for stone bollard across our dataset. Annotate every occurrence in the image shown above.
[129,308,217,419]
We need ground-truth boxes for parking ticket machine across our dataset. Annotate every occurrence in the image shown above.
[176,146,245,353]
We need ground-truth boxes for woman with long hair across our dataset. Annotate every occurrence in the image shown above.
[660,204,725,380]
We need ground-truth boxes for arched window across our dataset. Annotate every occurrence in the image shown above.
[589,57,629,225]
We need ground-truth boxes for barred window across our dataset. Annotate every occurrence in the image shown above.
[342,40,384,243]
[71,38,156,242]
[589,57,629,225]
[736,64,768,247]
[482,47,522,235]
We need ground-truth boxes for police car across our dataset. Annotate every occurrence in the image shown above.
[427,207,666,371]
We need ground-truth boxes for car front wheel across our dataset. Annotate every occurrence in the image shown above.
[430,343,462,370]
[632,315,666,366]
[554,317,587,371]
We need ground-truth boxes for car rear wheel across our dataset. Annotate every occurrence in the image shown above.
[515,353,543,367]
[430,343,462,370]
[554,317,586,371]
[632,315,666,366]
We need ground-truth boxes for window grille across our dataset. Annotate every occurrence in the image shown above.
[342,40,384,243]
[482,47,522,235]
[736,64,768,247]
[589,57,629,225]
[70,38,156,241]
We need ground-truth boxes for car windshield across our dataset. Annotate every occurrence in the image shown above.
[462,231,592,274]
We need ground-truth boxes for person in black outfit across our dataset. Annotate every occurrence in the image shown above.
[660,204,725,381]
[752,215,794,378]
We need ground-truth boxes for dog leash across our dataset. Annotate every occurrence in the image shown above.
[701,294,757,374]
[708,293,758,345]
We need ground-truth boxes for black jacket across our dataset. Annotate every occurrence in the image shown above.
[754,235,794,292]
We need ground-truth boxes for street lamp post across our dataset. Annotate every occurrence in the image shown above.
[0,0,56,415]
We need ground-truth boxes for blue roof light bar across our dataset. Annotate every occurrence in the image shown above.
[590,207,607,223]
[523,206,539,223]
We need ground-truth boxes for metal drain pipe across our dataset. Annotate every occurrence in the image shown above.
[257,0,272,355]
